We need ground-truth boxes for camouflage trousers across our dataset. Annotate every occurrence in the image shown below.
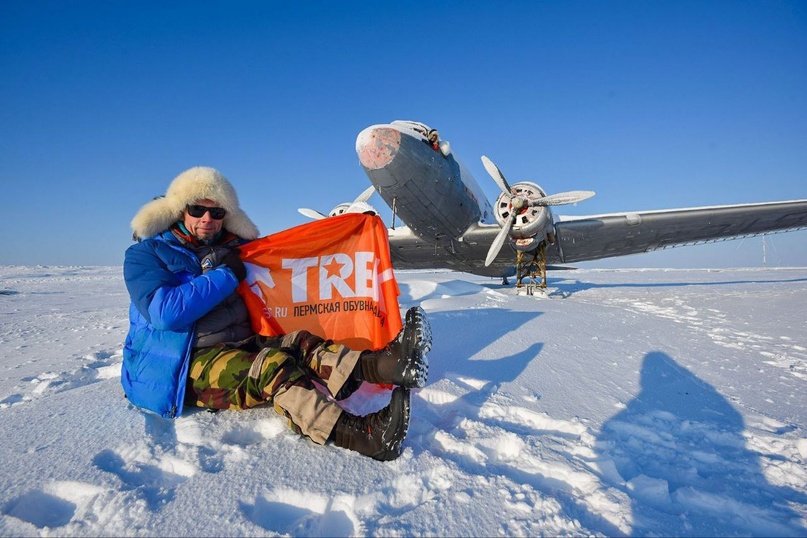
[186,331,362,445]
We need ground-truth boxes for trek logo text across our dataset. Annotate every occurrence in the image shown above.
[246,251,394,320]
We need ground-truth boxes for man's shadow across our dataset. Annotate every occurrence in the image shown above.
[598,352,806,536]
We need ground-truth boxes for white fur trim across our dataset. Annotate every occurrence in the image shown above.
[131,167,259,240]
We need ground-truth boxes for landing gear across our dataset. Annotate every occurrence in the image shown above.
[515,228,555,294]
[515,242,548,295]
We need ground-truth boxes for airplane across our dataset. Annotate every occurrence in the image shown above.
[300,120,807,289]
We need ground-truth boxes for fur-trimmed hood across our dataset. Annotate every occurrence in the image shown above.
[131,167,259,241]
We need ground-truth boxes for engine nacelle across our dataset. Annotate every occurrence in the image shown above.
[493,181,553,242]
[328,203,352,217]
[329,201,377,217]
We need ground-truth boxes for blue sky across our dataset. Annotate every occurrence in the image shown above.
[2,0,805,268]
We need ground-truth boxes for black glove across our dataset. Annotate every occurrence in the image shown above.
[221,248,247,282]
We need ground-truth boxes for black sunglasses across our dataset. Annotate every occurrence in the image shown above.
[186,204,226,220]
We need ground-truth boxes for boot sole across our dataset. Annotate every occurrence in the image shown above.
[405,306,432,354]
[401,307,432,388]
[377,387,411,461]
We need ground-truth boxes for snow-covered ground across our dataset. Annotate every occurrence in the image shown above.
[1,265,805,537]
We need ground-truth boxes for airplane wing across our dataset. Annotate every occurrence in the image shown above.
[552,199,807,263]
[385,199,807,275]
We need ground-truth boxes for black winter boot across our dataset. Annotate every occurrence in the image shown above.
[332,386,411,461]
[359,306,432,388]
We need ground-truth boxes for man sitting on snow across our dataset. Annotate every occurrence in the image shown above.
[122,166,430,461]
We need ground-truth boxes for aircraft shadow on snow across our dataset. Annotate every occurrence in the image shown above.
[598,351,807,536]
[397,301,634,535]
[421,309,542,392]
[397,278,545,417]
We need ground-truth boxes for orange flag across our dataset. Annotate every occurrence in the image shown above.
[237,213,402,351]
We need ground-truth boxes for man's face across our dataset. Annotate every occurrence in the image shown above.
[183,198,225,241]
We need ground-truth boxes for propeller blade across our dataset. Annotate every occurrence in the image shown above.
[297,208,327,220]
[485,213,516,266]
[481,155,511,194]
[353,185,375,204]
[529,190,596,207]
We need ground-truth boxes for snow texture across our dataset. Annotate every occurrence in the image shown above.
[1,265,805,537]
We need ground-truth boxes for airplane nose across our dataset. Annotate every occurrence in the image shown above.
[356,126,401,170]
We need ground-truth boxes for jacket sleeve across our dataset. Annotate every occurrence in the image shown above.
[124,240,240,331]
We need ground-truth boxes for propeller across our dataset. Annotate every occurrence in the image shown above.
[486,209,517,266]
[297,207,328,220]
[298,185,376,220]
[481,155,512,194]
[481,155,595,266]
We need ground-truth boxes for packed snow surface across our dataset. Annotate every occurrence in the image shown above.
[1,265,805,536]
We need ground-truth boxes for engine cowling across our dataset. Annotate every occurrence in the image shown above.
[330,201,377,216]
[493,181,553,243]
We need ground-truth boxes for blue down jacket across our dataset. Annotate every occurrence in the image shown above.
[122,229,241,418]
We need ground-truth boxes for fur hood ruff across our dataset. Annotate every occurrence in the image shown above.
[131,167,259,241]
